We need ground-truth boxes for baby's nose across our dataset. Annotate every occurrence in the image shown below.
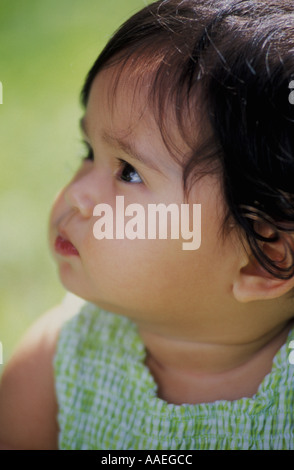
[64,173,97,218]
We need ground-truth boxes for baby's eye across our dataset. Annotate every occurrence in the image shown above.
[118,160,142,184]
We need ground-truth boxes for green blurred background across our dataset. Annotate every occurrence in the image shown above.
[0,0,149,368]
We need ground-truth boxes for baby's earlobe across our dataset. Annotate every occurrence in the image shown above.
[232,238,294,303]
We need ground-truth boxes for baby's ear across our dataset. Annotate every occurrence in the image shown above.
[232,224,294,302]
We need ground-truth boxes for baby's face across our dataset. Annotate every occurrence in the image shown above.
[49,65,241,338]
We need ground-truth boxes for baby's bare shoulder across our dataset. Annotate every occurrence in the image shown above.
[0,297,81,449]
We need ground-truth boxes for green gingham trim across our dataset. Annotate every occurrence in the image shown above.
[54,302,294,450]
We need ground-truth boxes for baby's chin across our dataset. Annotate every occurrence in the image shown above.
[55,271,112,311]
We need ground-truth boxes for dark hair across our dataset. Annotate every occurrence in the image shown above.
[81,0,294,280]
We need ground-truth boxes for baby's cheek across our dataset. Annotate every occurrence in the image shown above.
[82,234,189,318]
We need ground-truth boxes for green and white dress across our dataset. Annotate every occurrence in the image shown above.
[54,298,294,450]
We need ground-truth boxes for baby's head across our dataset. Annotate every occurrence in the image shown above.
[50,0,294,336]
[81,0,294,278]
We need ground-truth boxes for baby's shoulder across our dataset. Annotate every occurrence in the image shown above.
[0,294,84,450]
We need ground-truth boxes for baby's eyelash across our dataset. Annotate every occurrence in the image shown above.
[80,141,142,184]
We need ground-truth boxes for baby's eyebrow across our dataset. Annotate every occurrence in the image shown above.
[79,117,161,173]
[101,131,161,173]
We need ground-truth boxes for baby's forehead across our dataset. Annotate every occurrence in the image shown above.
[82,65,192,180]
[89,58,159,114]
[86,62,195,161]
[85,66,156,140]
[93,56,208,162]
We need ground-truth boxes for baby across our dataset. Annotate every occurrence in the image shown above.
[1,0,294,450]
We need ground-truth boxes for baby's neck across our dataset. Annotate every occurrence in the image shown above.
[139,320,292,405]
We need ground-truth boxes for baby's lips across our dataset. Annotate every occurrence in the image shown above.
[55,234,80,256]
